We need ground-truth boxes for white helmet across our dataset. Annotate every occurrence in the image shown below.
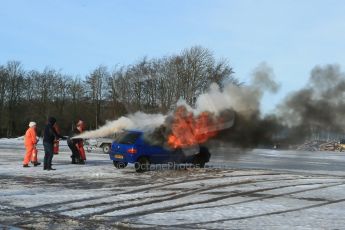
[29,121,36,127]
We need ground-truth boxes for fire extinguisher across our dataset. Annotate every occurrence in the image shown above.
[31,146,38,162]
[77,142,86,160]
[53,124,60,155]
[53,140,59,155]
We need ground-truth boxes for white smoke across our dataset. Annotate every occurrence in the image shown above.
[74,112,166,139]
[195,83,260,115]
[195,63,278,116]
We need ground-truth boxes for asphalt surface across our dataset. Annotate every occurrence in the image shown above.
[1,142,345,229]
[1,142,344,174]
[211,146,345,175]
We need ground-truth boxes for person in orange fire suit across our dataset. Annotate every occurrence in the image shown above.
[23,121,40,167]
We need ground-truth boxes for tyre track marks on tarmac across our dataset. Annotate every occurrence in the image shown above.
[17,174,221,213]
[75,179,265,218]
[167,181,344,212]
[82,177,325,219]
[180,196,345,227]
[17,172,283,213]
[56,192,177,213]
[60,174,292,215]
[137,182,345,228]
[98,181,344,222]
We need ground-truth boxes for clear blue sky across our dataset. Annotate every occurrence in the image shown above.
[1,0,345,113]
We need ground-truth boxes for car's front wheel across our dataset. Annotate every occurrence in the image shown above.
[113,161,128,169]
[135,157,150,173]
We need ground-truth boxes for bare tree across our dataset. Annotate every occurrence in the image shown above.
[86,65,109,128]
[53,74,70,116]
[0,65,8,135]
[68,77,85,123]
[209,59,237,87]
[175,46,216,105]
[32,68,57,119]
[23,70,40,102]
[108,66,128,117]
[4,61,25,136]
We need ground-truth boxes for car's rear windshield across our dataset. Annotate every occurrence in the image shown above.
[117,131,141,144]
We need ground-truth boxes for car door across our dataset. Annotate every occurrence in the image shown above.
[136,138,171,164]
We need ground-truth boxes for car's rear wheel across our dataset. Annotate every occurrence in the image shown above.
[193,146,211,168]
[135,157,150,173]
[113,161,128,169]
[193,156,206,168]
[102,144,111,153]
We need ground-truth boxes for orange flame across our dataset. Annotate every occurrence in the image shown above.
[168,106,220,148]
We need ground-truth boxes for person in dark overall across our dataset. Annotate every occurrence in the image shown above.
[67,120,86,164]
[43,117,66,170]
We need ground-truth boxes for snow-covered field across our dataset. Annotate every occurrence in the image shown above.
[1,138,345,229]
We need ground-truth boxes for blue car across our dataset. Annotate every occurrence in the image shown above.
[109,130,211,172]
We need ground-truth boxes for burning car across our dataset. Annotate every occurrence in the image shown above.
[109,130,211,172]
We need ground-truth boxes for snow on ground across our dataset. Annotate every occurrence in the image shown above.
[0,138,345,229]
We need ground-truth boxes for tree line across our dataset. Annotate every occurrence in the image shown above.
[0,46,238,137]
